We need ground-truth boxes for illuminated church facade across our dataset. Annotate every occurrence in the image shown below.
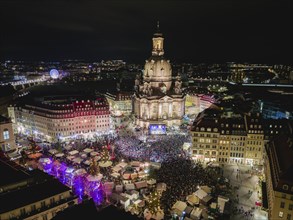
[134,24,185,129]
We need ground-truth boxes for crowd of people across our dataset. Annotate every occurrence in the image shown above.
[155,158,220,216]
[113,134,190,163]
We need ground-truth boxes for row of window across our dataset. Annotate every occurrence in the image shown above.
[18,195,63,219]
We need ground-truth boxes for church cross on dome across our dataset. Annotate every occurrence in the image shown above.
[157,21,160,32]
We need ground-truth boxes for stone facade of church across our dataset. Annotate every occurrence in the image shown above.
[134,24,185,129]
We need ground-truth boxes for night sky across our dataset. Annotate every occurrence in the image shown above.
[0,0,292,64]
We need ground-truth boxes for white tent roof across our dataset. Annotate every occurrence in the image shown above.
[111,172,120,178]
[83,148,94,153]
[194,189,207,200]
[191,207,202,218]
[72,157,83,164]
[135,181,147,189]
[90,151,98,156]
[117,162,128,168]
[186,194,199,205]
[49,149,58,155]
[125,183,135,190]
[112,165,122,172]
[200,185,212,194]
[217,195,229,213]
[172,201,187,212]
[130,161,141,167]
[69,150,79,156]
[55,153,64,157]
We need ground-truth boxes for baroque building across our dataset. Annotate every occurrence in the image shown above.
[134,24,185,129]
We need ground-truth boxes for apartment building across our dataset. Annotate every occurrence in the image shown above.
[8,97,110,142]
[191,111,264,165]
[0,156,78,220]
[264,135,293,220]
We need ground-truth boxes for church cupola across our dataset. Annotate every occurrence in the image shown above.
[152,21,164,56]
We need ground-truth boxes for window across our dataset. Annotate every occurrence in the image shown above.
[280,201,285,208]
[31,204,36,211]
[289,204,293,211]
[20,208,26,215]
[42,214,48,220]
[287,214,292,220]
[3,129,9,140]
[41,201,45,208]
[50,197,55,204]
[282,194,287,199]
[283,185,289,190]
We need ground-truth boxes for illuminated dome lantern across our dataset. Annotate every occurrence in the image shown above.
[50,69,59,79]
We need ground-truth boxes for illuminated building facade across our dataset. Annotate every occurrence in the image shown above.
[0,115,16,152]
[105,92,133,117]
[190,112,264,165]
[184,90,216,117]
[264,135,293,220]
[8,97,110,141]
[134,24,185,128]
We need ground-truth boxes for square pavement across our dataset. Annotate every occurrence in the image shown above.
[222,163,268,220]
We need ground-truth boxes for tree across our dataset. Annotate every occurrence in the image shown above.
[89,158,100,176]
[55,139,63,152]
[147,190,161,215]
[100,146,110,163]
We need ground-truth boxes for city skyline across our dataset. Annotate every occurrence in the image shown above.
[0,0,292,64]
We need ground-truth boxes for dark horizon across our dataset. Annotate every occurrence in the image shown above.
[0,0,292,64]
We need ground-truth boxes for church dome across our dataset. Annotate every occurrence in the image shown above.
[143,58,172,90]
[144,58,171,78]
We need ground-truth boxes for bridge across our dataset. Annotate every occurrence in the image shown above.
[0,77,47,90]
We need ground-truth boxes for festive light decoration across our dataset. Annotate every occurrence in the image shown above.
[89,157,100,176]
[50,69,59,79]
[72,175,86,200]
[39,157,105,205]
[90,182,104,205]
[57,163,67,184]
[100,146,110,163]
[40,158,53,172]
[147,190,161,215]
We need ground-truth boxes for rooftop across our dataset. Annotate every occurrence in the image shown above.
[0,178,71,214]
[0,115,10,124]
[0,157,31,189]
[267,135,293,193]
